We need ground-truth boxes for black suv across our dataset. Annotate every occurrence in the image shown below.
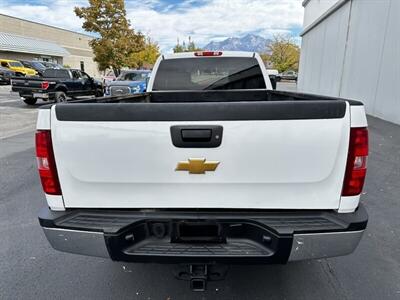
[20,60,47,77]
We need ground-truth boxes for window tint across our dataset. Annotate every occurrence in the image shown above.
[9,61,24,67]
[118,72,149,81]
[153,57,266,90]
[72,70,81,79]
[81,72,90,80]
[32,62,45,69]
[43,69,70,78]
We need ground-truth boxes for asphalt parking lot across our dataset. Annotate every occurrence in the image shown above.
[0,85,38,139]
[0,82,399,299]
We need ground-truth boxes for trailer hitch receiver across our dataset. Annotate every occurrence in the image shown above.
[190,265,207,291]
[174,264,228,292]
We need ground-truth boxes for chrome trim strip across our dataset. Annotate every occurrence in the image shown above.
[42,227,109,258]
[289,230,364,261]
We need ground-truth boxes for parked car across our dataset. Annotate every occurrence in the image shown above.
[11,68,103,105]
[40,61,63,69]
[105,70,151,96]
[0,66,15,84]
[0,59,37,76]
[20,60,46,77]
[36,51,368,291]
[276,70,298,82]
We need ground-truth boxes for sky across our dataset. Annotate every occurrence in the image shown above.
[0,0,304,52]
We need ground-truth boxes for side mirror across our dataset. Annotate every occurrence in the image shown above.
[269,75,277,90]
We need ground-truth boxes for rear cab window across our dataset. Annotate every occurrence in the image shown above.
[43,69,70,78]
[153,57,266,90]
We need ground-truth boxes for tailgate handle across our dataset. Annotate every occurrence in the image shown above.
[181,129,212,141]
[170,125,223,148]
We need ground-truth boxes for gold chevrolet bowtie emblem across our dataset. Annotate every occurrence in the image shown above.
[175,158,220,174]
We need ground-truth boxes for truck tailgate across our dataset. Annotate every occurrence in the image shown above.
[50,101,350,209]
[12,77,43,88]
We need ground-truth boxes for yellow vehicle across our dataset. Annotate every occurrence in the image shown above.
[0,59,37,76]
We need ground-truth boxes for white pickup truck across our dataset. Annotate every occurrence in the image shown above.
[36,51,368,290]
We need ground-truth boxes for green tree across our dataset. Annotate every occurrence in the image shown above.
[74,0,145,75]
[173,37,202,53]
[259,53,270,63]
[129,37,160,69]
[173,38,185,53]
[267,35,300,73]
[187,36,202,52]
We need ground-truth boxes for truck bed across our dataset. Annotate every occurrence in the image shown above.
[66,89,363,105]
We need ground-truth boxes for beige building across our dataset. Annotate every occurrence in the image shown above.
[0,14,100,77]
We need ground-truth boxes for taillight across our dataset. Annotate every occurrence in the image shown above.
[35,130,61,195]
[342,127,368,196]
[41,81,49,90]
[194,51,223,57]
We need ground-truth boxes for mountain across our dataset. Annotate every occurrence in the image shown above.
[203,34,271,53]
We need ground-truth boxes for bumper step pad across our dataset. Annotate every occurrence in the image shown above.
[125,239,272,257]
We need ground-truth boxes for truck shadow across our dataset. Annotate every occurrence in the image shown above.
[107,260,341,300]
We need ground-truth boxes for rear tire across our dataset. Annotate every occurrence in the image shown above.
[23,97,37,105]
[95,89,104,97]
[55,91,67,103]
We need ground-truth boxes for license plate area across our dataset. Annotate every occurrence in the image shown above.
[33,93,48,98]
[173,221,224,243]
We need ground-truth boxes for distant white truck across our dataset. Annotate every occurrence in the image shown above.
[36,51,368,291]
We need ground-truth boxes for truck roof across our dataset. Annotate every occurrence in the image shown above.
[0,59,20,62]
[163,51,257,60]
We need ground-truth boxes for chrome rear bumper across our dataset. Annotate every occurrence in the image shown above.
[42,227,109,258]
[42,226,364,262]
[288,230,364,261]
[40,205,367,263]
